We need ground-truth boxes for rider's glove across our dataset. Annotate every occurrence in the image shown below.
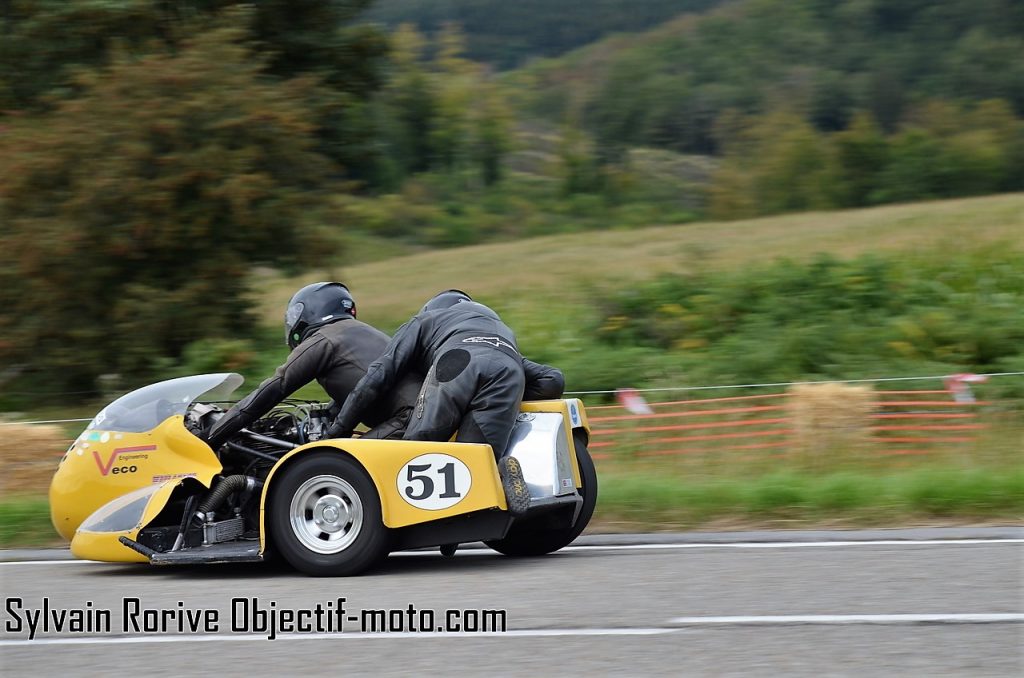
[324,421,354,440]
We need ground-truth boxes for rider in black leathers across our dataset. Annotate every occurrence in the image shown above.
[328,290,564,458]
[204,282,421,450]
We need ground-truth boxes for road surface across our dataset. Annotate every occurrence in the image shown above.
[2,528,1021,676]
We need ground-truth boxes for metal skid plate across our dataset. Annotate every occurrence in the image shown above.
[150,541,262,565]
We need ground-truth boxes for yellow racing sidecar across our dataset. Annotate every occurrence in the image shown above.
[50,374,597,575]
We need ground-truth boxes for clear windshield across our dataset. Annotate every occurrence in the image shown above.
[87,373,244,433]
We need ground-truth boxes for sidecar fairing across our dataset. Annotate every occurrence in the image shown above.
[52,373,596,575]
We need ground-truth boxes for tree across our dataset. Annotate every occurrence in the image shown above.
[0,0,167,111]
[709,110,839,218]
[832,111,888,206]
[374,22,511,186]
[1,1,389,186]
[0,25,338,392]
[472,80,511,186]
[380,24,438,176]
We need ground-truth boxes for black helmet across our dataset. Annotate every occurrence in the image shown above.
[285,282,356,349]
[420,289,473,314]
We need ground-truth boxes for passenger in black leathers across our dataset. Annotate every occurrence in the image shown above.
[204,283,421,450]
[328,290,564,460]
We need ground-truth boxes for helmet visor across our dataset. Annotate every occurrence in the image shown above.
[285,301,305,347]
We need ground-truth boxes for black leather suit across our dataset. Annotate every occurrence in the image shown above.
[205,318,421,449]
[331,302,564,459]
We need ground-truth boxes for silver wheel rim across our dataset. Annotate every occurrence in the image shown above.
[288,474,363,554]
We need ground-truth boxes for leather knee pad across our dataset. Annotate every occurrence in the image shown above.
[436,348,471,383]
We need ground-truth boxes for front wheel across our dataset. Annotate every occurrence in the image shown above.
[485,429,598,556]
[268,452,387,576]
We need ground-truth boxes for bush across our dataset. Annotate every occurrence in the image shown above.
[589,248,1024,383]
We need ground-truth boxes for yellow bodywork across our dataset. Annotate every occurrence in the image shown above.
[57,398,590,562]
[256,398,588,550]
[70,481,184,562]
[257,439,503,551]
[50,415,221,540]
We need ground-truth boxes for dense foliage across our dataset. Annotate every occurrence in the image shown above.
[524,0,1024,151]
[583,249,1024,388]
[0,25,338,392]
[709,104,1024,217]
[509,0,1024,216]
[367,0,718,68]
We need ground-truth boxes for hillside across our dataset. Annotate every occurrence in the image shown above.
[261,193,1024,329]
[516,0,1024,155]
[365,0,720,68]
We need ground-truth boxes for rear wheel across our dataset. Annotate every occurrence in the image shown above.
[485,430,598,556]
[268,452,387,576]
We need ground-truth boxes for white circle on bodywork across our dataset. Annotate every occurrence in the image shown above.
[396,453,472,511]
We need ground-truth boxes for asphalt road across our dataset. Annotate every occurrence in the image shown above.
[2,528,1022,677]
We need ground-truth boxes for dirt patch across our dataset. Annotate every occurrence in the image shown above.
[0,424,70,496]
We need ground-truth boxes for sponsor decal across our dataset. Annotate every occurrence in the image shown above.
[152,472,198,484]
[568,401,582,427]
[93,445,157,476]
[461,336,516,351]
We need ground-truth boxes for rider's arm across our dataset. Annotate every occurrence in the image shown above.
[204,335,330,448]
[522,358,565,401]
[329,317,423,436]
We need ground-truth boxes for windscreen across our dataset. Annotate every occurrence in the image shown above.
[87,373,244,433]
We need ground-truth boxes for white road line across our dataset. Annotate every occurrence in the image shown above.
[5,614,1023,646]
[2,538,1022,566]
[669,613,1024,625]
[559,539,1024,552]
[0,559,110,567]
[0,628,678,647]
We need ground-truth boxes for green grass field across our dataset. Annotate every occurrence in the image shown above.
[259,192,1024,330]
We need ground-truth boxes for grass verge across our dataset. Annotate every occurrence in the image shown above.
[3,466,1021,549]
[0,496,60,548]
[595,467,1024,529]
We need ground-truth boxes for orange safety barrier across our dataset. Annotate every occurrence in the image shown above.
[586,392,790,411]
[590,405,787,424]
[870,424,986,432]
[591,416,789,431]
[586,385,995,461]
[876,400,990,406]
[874,436,976,443]
[636,441,791,457]
[872,413,976,419]
[589,418,790,447]
[644,429,793,445]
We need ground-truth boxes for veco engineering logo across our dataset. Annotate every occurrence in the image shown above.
[93,445,156,476]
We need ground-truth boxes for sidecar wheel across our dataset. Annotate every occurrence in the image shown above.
[269,452,387,576]
[485,430,598,557]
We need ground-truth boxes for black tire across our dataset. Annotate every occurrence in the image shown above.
[268,451,387,576]
[485,429,598,556]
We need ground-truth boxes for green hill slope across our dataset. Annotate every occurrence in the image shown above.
[366,0,720,68]
[516,0,1024,155]
[263,193,1024,329]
